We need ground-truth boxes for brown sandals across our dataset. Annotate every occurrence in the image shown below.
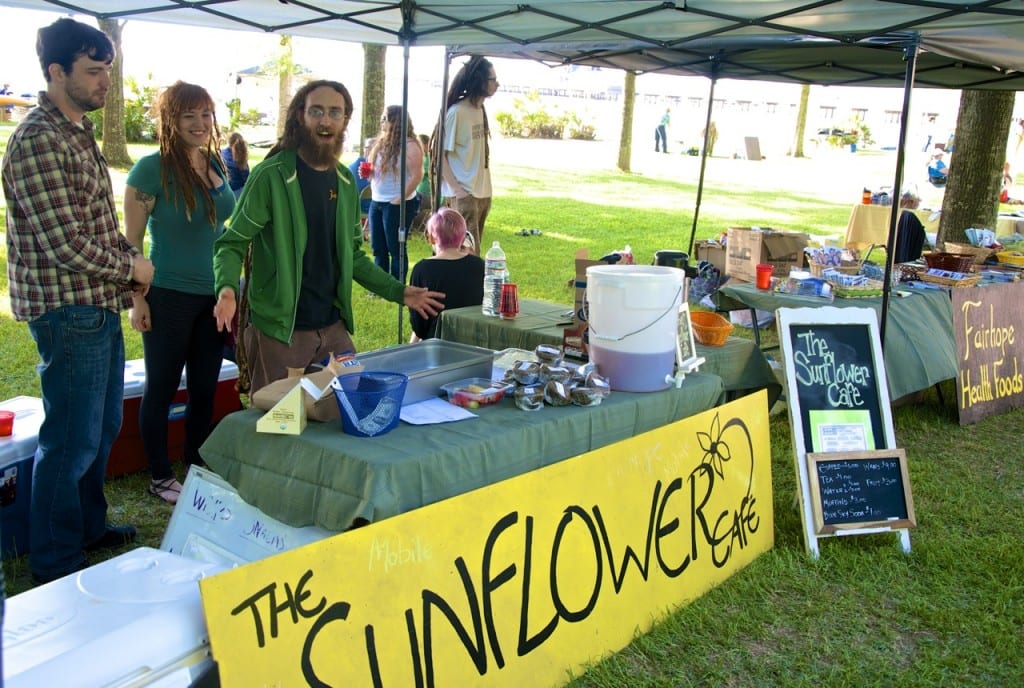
[148,477,183,505]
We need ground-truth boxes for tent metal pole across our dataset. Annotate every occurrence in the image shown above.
[879,41,920,347]
[689,63,719,258]
[433,52,453,215]
[396,39,413,344]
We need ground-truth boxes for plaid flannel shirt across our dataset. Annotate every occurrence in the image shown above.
[2,92,137,322]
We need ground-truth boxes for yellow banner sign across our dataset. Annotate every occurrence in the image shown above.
[200,393,774,686]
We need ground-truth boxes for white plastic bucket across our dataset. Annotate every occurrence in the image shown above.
[585,265,683,391]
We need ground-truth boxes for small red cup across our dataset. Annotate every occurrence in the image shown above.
[755,264,774,290]
[499,283,519,319]
[358,161,372,179]
[0,410,14,437]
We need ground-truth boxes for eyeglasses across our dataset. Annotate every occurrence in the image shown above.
[486,76,498,83]
[306,106,347,121]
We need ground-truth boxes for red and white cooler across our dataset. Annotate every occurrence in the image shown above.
[0,396,44,559]
[108,359,242,477]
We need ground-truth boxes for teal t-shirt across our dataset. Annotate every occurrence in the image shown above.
[126,151,235,295]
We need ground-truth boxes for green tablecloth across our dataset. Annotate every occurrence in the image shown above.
[201,372,726,531]
[712,282,957,400]
[437,298,781,407]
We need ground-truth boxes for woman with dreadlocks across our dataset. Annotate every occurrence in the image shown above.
[367,104,423,282]
[123,81,235,504]
[437,55,499,255]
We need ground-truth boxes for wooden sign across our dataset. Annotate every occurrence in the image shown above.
[806,449,915,534]
[777,307,911,557]
[952,282,1024,425]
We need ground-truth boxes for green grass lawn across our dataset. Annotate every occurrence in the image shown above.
[2,123,1022,686]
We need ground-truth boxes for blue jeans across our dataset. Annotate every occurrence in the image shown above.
[28,306,125,579]
[369,196,420,282]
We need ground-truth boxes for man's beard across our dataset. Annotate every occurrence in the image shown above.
[65,82,105,113]
[297,124,344,169]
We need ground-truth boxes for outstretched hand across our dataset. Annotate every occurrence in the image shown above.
[403,286,445,319]
[213,287,237,333]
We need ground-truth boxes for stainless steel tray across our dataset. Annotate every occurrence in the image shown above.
[357,339,494,405]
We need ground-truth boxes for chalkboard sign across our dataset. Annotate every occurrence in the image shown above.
[787,321,888,454]
[806,450,916,534]
[777,307,908,557]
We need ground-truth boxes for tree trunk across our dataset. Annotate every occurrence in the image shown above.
[617,71,635,172]
[937,90,1015,246]
[276,36,294,138]
[361,45,387,152]
[98,18,132,168]
[793,84,809,158]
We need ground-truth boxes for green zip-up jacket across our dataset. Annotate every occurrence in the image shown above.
[213,149,406,344]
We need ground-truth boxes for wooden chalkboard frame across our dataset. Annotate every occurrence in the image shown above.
[806,449,916,535]
[777,306,910,557]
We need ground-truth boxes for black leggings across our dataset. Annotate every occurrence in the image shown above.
[140,286,224,479]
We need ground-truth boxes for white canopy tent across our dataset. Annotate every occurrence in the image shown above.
[6,0,1022,341]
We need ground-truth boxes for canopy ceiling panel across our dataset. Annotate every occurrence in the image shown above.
[3,1,1023,88]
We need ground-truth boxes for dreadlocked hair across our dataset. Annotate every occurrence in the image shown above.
[156,81,222,226]
[368,105,422,180]
[267,80,353,159]
[439,55,492,168]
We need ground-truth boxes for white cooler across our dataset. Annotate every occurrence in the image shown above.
[0,396,44,558]
[3,547,225,687]
[161,465,334,567]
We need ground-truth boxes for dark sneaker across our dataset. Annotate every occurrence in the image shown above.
[84,525,137,552]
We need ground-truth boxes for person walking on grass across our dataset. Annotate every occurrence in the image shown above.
[212,80,444,396]
[437,55,498,255]
[655,107,671,153]
[2,18,153,585]
[123,81,236,505]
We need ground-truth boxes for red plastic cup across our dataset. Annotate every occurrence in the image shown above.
[358,161,372,179]
[755,264,774,290]
[0,410,14,437]
[499,283,519,319]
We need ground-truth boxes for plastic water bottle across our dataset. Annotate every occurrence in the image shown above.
[482,241,508,317]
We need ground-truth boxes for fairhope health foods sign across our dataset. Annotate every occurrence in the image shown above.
[200,393,774,687]
[954,283,1024,424]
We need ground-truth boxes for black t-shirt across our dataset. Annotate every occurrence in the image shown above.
[294,157,342,330]
[409,254,485,339]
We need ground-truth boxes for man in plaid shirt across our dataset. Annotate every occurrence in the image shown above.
[2,18,154,585]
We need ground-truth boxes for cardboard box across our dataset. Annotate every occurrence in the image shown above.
[109,359,242,478]
[0,396,44,559]
[251,355,363,422]
[694,240,727,274]
[3,547,224,687]
[161,466,333,567]
[725,227,809,283]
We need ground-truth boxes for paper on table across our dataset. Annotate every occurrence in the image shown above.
[400,397,478,425]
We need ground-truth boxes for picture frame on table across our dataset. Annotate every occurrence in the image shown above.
[677,300,704,375]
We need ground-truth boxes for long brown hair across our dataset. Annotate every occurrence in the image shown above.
[156,81,222,225]
[368,104,421,179]
[267,79,353,158]
[227,131,248,171]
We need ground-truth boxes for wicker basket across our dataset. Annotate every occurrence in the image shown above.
[924,252,975,273]
[808,262,860,278]
[919,271,983,288]
[995,250,1024,267]
[690,310,734,347]
[944,241,997,265]
[828,278,885,299]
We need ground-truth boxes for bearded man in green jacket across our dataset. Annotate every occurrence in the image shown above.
[213,80,444,394]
